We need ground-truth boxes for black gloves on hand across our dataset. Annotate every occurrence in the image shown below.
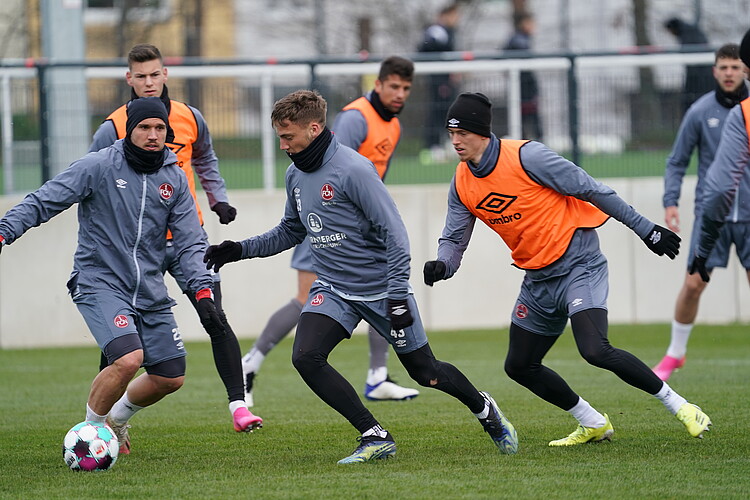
[387,298,414,331]
[211,202,237,225]
[688,256,710,283]
[642,224,680,259]
[195,293,226,335]
[204,240,242,272]
[423,260,446,286]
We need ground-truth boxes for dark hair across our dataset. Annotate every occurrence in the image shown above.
[271,89,327,127]
[127,44,163,69]
[715,43,740,63]
[378,56,414,82]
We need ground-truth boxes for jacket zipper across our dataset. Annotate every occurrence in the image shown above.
[131,174,148,306]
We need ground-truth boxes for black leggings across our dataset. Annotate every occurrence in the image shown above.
[504,308,663,411]
[292,313,485,434]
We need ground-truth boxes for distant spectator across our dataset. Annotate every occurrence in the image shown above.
[503,11,542,140]
[664,17,715,111]
[419,3,461,163]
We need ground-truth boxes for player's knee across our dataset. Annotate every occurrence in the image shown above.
[291,349,326,377]
[579,345,612,368]
[504,357,528,382]
[153,375,184,395]
[110,350,143,377]
[683,276,708,297]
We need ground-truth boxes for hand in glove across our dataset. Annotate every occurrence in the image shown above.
[388,298,414,331]
[642,224,680,259]
[204,240,242,272]
[195,289,226,335]
[423,260,446,286]
[211,202,237,225]
[688,256,710,283]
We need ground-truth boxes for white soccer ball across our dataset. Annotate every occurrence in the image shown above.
[62,421,119,471]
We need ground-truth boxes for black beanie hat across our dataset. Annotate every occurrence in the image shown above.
[446,92,492,137]
[125,96,174,142]
[741,28,750,68]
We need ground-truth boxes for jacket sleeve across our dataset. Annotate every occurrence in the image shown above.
[663,105,700,208]
[240,167,306,259]
[696,106,750,257]
[435,177,476,279]
[519,141,653,238]
[189,105,230,208]
[89,120,118,153]
[0,155,100,244]
[167,173,214,293]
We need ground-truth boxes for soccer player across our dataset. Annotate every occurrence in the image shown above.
[0,97,226,454]
[240,56,419,405]
[690,30,750,288]
[653,43,749,381]
[90,44,261,434]
[424,92,711,446]
[204,90,518,463]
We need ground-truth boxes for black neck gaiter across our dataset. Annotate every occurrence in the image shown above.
[123,137,168,174]
[715,83,749,108]
[369,90,398,122]
[289,127,333,173]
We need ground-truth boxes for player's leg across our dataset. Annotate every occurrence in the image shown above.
[292,311,396,464]
[571,307,711,439]
[242,269,314,405]
[361,295,516,454]
[653,272,706,380]
[166,242,260,430]
[504,321,612,446]
[363,325,419,401]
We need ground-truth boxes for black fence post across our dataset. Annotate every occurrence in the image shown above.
[567,53,580,166]
[38,63,51,183]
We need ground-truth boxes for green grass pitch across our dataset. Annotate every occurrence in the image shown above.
[0,323,747,499]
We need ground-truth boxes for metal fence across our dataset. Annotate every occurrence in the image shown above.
[0,48,715,194]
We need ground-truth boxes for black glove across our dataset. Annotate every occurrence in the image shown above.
[688,256,710,283]
[423,260,446,286]
[204,240,242,272]
[211,202,237,225]
[642,224,680,259]
[387,298,414,331]
[195,290,226,335]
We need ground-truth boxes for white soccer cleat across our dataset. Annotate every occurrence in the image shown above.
[364,378,419,401]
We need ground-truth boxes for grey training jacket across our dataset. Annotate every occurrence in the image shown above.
[0,140,213,310]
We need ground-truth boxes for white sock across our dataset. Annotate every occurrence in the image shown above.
[366,366,388,386]
[654,382,688,415]
[362,424,388,439]
[229,400,248,415]
[108,393,144,424]
[242,348,266,374]
[474,402,490,420]
[85,404,107,424]
[568,397,606,428]
[666,320,693,359]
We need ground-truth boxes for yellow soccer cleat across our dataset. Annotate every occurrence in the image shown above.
[549,413,614,447]
[676,403,712,438]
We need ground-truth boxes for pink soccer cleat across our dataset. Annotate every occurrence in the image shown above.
[652,355,686,381]
[233,407,263,433]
